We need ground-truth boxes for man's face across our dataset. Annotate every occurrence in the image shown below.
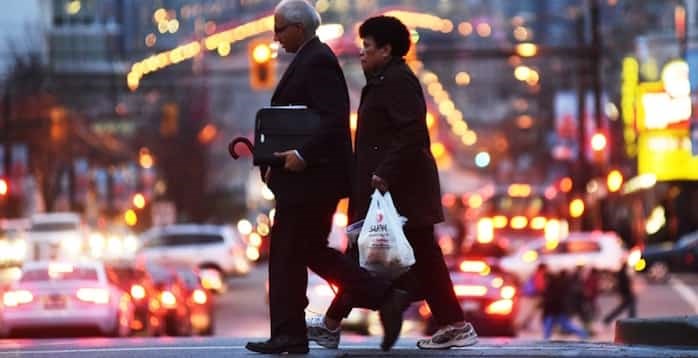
[273,14,304,53]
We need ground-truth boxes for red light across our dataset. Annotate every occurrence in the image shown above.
[3,290,33,307]
[591,132,607,152]
[76,288,110,304]
[161,290,177,308]
[131,284,146,300]
[559,177,573,193]
[192,289,207,304]
[485,299,513,315]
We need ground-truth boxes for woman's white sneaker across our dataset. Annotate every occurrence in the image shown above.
[417,322,478,349]
[306,315,340,349]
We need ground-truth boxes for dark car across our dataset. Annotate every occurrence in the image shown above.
[641,231,698,282]
[105,262,166,336]
[144,263,193,336]
[419,261,519,337]
[172,266,215,335]
[420,240,519,337]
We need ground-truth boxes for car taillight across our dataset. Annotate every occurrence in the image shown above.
[521,250,538,263]
[160,290,177,308]
[76,288,110,304]
[131,284,146,300]
[459,260,490,275]
[501,285,516,299]
[510,216,528,229]
[530,216,546,230]
[477,218,493,243]
[453,284,487,297]
[3,290,33,307]
[485,299,513,315]
[192,289,207,304]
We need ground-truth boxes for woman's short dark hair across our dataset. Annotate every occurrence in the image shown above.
[359,16,411,57]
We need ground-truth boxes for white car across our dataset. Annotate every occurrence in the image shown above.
[137,224,250,283]
[499,231,628,284]
[0,261,133,337]
[27,212,88,261]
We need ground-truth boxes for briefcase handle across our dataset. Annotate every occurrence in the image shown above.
[228,137,254,160]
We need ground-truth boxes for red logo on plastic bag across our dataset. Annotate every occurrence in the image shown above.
[376,212,383,223]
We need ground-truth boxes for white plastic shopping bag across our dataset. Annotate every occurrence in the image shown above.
[357,190,415,278]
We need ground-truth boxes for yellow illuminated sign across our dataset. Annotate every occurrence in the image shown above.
[621,57,639,157]
[638,129,698,181]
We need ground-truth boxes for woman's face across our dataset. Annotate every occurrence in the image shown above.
[359,36,391,74]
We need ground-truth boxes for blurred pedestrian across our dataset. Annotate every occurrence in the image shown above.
[603,261,637,325]
[306,15,477,351]
[582,268,601,334]
[245,1,406,354]
[542,270,589,340]
[518,263,548,330]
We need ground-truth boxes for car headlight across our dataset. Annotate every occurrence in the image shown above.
[61,236,82,253]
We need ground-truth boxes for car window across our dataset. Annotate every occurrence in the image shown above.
[21,267,98,282]
[566,240,601,253]
[159,233,224,246]
[31,222,78,232]
[176,269,200,289]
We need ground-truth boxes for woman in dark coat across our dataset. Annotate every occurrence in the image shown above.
[306,15,478,350]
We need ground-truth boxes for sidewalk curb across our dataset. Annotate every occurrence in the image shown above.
[614,315,698,346]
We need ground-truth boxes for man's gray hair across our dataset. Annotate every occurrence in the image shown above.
[275,0,321,35]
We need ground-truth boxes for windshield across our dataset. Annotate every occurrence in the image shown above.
[20,267,98,282]
[31,222,79,232]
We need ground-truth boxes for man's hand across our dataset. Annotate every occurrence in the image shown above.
[371,174,389,193]
[274,150,307,172]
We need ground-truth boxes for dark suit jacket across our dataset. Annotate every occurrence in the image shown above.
[351,58,444,228]
[266,37,353,207]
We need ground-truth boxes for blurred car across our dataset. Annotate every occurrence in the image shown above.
[417,241,520,337]
[172,265,215,335]
[27,212,89,261]
[143,263,193,336]
[138,224,250,291]
[0,261,133,337]
[499,231,628,291]
[0,218,30,268]
[640,231,698,282]
[105,261,165,336]
[89,226,140,261]
[306,272,372,335]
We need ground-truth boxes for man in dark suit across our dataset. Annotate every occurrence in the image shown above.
[245,1,407,354]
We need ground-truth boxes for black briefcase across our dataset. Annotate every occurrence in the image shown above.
[228,106,322,167]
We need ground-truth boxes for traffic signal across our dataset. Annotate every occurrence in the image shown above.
[248,40,276,90]
[0,178,7,196]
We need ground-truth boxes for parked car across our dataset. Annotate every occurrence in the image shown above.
[105,261,166,336]
[499,231,628,291]
[138,224,250,290]
[0,261,133,338]
[640,231,698,282]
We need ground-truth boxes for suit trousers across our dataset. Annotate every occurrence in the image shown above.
[327,225,465,327]
[269,198,391,338]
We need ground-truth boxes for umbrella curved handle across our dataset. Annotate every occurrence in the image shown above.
[228,137,254,160]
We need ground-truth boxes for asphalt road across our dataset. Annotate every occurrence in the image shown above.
[0,337,697,357]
